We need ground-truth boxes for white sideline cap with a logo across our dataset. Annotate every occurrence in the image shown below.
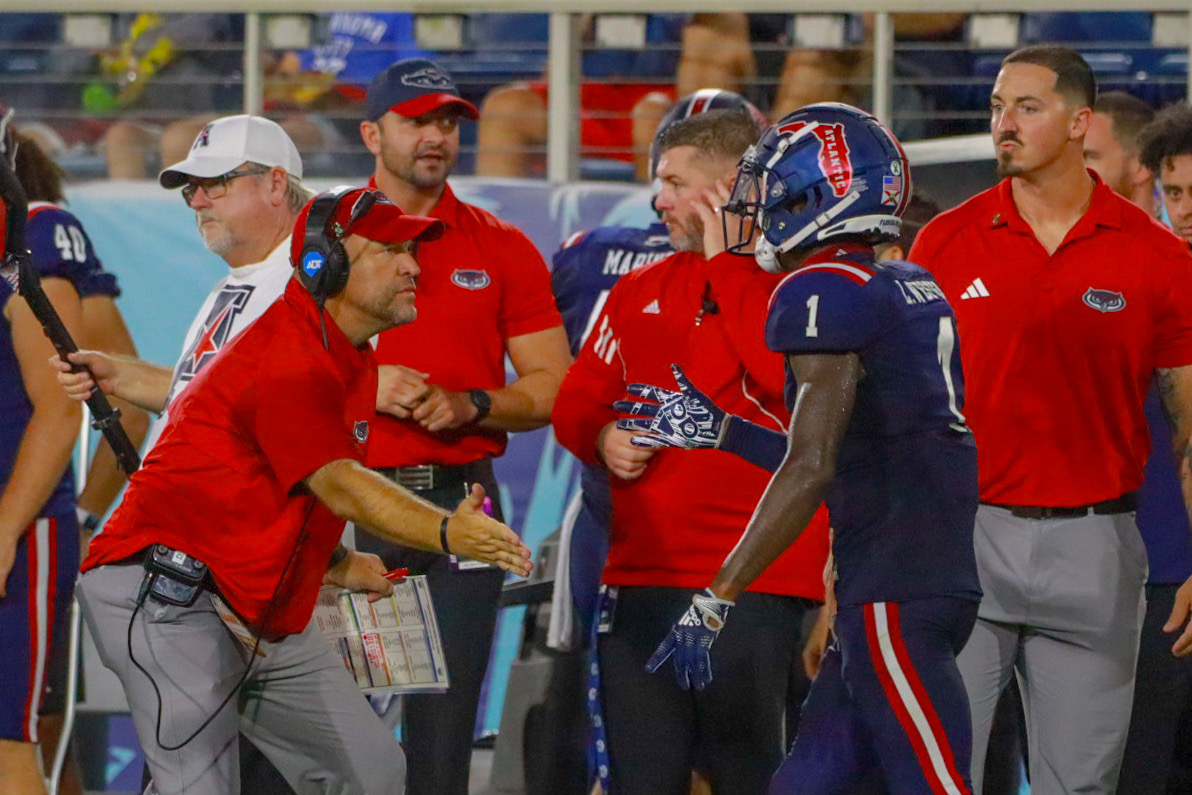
[159,114,303,189]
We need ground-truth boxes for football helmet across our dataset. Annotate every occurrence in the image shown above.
[649,89,768,181]
[725,103,910,273]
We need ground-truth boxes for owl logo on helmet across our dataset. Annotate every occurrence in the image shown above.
[724,103,910,273]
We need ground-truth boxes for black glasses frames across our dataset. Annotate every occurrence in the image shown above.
[181,165,272,207]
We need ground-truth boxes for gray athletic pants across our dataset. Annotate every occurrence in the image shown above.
[77,562,405,795]
[959,504,1147,795]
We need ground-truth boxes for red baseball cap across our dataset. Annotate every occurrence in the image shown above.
[290,187,443,267]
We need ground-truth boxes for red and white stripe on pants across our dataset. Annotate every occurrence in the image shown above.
[863,601,969,795]
[21,517,58,743]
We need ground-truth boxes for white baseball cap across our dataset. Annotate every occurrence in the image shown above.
[159,114,303,189]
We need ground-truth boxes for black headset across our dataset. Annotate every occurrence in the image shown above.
[296,187,378,301]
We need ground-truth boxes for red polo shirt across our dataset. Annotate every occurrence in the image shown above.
[364,181,562,467]
[552,251,829,599]
[83,281,378,637]
[910,173,1192,507]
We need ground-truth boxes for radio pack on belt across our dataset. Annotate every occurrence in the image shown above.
[142,544,209,607]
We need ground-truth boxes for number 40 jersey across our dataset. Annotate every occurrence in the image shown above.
[765,246,982,607]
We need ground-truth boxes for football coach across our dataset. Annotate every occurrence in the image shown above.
[56,187,532,795]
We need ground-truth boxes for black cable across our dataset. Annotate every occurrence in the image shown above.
[317,298,329,351]
[127,499,317,752]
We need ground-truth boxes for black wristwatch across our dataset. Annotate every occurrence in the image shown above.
[468,389,492,422]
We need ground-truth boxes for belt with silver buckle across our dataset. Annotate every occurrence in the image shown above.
[375,463,462,491]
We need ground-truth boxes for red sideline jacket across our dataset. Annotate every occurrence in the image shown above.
[553,251,829,599]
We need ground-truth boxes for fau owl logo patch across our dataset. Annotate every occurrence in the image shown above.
[776,121,853,197]
[1082,287,1126,313]
[401,66,454,91]
[353,421,369,443]
[451,269,491,290]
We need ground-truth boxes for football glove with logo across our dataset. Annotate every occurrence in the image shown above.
[615,364,726,449]
[646,588,734,691]
[615,364,788,472]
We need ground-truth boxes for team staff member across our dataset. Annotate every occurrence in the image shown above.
[0,108,84,795]
[59,113,313,792]
[66,188,532,795]
[356,58,571,795]
[548,88,763,651]
[910,46,1192,794]
[12,127,150,795]
[552,110,829,794]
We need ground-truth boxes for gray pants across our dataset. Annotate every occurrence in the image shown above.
[77,562,405,795]
[959,505,1147,795]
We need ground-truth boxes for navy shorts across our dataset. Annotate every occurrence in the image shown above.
[0,512,79,742]
[771,596,977,795]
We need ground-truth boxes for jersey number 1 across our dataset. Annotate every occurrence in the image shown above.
[805,295,819,338]
[936,316,968,431]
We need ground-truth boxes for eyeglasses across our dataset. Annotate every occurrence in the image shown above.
[181,166,270,207]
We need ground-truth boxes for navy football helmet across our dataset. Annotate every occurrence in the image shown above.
[725,103,911,273]
[649,89,768,181]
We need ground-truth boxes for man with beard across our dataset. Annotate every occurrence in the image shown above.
[355,58,571,795]
[57,113,317,791]
[910,46,1192,794]
[551,109,828,794]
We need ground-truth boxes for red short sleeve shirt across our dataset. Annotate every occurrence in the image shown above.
[365,182,563,467]
[83,281,379,636]
[910,173,1192,506]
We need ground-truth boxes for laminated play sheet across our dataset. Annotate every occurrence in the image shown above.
[314,575,449,694]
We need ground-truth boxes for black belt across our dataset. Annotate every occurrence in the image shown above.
[982,492,1138,520]
[374,460,490,492]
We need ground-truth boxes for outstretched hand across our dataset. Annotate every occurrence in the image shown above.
[446,484,533,577]
[614,364,727,450]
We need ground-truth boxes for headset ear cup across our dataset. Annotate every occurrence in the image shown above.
[297,243,328,297]
[323,242,350,298]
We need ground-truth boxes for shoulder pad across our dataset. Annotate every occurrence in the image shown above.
[765,261,882,354]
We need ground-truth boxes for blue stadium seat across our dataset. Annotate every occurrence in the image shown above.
[1020,13,1152,44]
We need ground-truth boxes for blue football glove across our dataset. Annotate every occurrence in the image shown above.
[614,364,726,450]
[645,588,734,691]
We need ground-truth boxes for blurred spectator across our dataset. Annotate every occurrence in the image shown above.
[1083,91,1156,215]
[93,13,243,179]
[244,12,430,168]
[1141,102,1192,246]
[476,14,686,180]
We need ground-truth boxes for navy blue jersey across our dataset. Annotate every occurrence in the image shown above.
[1138,380,1192,584]
[551,222,671,355]
[765,249,980,605]
[0,209,91,517]
[27,203,120,298]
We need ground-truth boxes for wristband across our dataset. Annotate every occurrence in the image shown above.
[720,415,788,473]
[327,543,349,569]
[439,515,452,555]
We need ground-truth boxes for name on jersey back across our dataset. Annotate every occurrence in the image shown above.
[895,279,946,306]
